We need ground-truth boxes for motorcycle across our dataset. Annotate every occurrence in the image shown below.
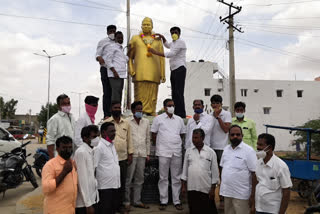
[0,140,38,195]
[33,148,49,177]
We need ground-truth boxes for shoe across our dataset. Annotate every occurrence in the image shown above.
[159,203,167,210]
[175,204,183,211]
[133,203,149,209]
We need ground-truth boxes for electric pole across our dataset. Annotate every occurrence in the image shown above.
[218,0,243,116]
[71,91,88,118]
[126,0,131,110]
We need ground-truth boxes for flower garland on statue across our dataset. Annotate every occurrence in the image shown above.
[140,32,155,57]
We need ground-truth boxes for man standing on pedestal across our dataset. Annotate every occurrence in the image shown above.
[149,27,187,118]
[96,25,116,118]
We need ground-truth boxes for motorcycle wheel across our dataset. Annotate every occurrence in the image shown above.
[25,166,38,188]
[36,168,42,178]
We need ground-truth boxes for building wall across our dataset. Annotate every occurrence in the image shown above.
[185,62,320,151]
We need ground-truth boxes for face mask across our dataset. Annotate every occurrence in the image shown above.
[85,104,98,123]
[108,33,115,40]
[167,106,175,114]
[256,146,270,159]
[90,137,100,147]
[194,108,203,114]
[236,112,244,118]
[230,138,241,147]
[171,33,179,41]
[61,105,71,114]
[111,110,121,118]
[105,135,113,143]
[134,112,143,119]
[60,150,72,160]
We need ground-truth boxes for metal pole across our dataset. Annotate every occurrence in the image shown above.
[47,57,51,124]
[126,0,131,109]
[229,16,236,116]
[78,93,81,118]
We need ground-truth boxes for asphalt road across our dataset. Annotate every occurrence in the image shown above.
[0,139,45,214]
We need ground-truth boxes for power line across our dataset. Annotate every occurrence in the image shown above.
[238,23,320,30]
[237,16,320,21]
[243,26,320,37]
[242,0,320,6]
[179,0,215,15]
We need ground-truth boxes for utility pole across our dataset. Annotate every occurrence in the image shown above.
[34,50,66,124]
[126,0,131,110]
[218,0,243,116]
[71,91,88,118]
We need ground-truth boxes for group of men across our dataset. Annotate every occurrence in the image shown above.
[96,23,187,118]
[42,91,292,214]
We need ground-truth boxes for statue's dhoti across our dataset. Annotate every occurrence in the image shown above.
[134,81,158,116]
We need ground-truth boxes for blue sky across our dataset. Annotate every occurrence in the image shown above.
[1,0,320,119]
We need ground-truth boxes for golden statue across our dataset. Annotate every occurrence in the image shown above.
[128,17,165,115]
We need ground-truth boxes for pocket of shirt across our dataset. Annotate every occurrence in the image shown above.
[232,156,246,170]
[269,178,280,190]
[200,156,211,170]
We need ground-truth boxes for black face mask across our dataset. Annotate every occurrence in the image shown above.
[230,138,242,147]
[60,150,72,160]
[111,110,121,118]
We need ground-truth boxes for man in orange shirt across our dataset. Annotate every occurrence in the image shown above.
[42,136,78,214]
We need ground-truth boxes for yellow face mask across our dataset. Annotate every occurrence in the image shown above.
[171,33,179,41]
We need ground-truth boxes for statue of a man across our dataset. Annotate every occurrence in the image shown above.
[128,17,165,115]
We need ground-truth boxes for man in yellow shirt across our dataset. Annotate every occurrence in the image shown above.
[232,102,258,150]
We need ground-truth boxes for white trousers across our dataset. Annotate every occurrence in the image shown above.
[158,156,182,205]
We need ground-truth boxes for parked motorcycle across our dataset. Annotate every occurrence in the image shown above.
[0,140,38,195]
[33,148,49,177]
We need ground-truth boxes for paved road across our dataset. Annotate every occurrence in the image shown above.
[0,139,45,214]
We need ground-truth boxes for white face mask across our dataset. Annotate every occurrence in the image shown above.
[256,145,270,159]
[90,137,100,147]
[167,106,175,114]
[108,33,115,40]
[236,112,244,118]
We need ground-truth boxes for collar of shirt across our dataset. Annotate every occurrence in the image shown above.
[58,110,72,117]
[100,138,113,147]
[229,141,245,150]
[165,113,175,119]
[56,154,67,165]
[81,142,93,153]
[115,43,123,49]
[259,154,275,168]
[106,116,125,123]
[233,117,247,122]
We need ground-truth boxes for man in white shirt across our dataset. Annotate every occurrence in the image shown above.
[220,125,257,214]
[74,125,100,214]
[185,99,213,150]
[252,133,292,214]
[94,122,121,214]
[151,98,186,211]
[47,94,75,159]
[104,31,128,104]
[149,27,187,118]
[74,96,99,150]
[182,128,219,214]
[124,101,151,210]
[209,94,232,208]
[96,25,116,118]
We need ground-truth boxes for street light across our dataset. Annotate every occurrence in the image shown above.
[71,91,88,118]
[34,50,66,125]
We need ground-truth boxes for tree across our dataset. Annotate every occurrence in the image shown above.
[0,97,18,119]
[294,118,320,155]
[37,103,59,128]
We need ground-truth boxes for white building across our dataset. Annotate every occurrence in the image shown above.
[185,62,320,151]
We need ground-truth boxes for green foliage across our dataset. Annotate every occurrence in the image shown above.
[294,118,320,155]
[37,103,59,128]
[0,97,18,119]
[157,108,165,115]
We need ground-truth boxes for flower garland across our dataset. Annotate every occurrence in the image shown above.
[140,32,155,57]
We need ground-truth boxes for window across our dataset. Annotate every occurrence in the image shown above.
[241,89,248,97]
[263,107,271,115]
[276,90,283,97]
[297,90,303,98]
[204,88,211,96]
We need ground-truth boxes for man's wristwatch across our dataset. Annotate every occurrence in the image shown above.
[215,116,220,120]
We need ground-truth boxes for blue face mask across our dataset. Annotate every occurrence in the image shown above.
[134,112,143,119]
[194,108,203,114]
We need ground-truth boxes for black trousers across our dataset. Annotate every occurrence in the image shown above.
[100,66,112,118]
[187,191,218,214]
[119,160,128,208]
[170,66,186,118]
[75,204,98,214]
[97,189,119,214]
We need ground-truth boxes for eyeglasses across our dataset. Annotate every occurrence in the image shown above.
[230,133,241,137]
